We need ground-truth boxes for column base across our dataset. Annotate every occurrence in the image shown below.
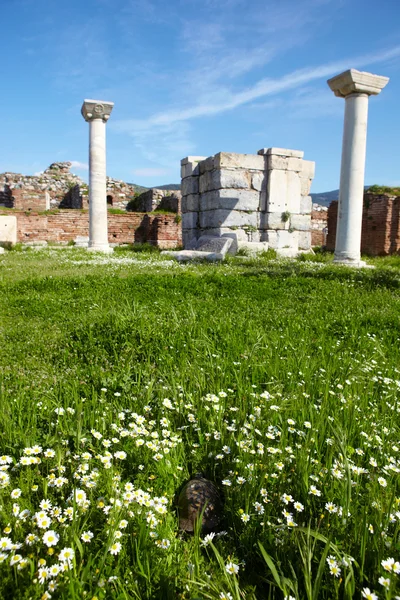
[87,244,113,254]
[333,257,372,268]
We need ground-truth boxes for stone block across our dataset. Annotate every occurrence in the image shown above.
[266,170,288,212]
[199,156,214,174]
[300,177,313,196]
[181,177,199,196]
[182,212,198,230]
[200,227,256,243]
[298,231,312,250]
[200,189,260,211]
[290,214,311,231]
[258,147,304,158]
[0,216,17,244]
[195,235,233,257]
[300,195,312,214]
[182,194,199,212]
[199,169,251,193]
[161,249,226,262]
[260,212,287,230]
[237,241,269,255]
[182,229,198,249]
[214,152,265,171]
[266,229,299,250]
[267,156,303,172]
[181,156,207,166]
[286,171,301,213]
[301,160,315,179]
[251,172,267,191]
[199,209,258,229]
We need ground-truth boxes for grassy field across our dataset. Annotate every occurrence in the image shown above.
[0,247,400,600]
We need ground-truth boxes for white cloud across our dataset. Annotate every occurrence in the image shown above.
[70,161,89,171]
[132,167,172,177]
[113,45,399,135]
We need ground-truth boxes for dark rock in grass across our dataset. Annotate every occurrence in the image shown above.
[176,473,223,533]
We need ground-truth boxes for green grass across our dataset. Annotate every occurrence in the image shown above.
[0,249,399,599]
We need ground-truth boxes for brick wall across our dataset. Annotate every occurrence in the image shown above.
[311,209,328,246]
[326,194,400,255]
[1,211,181,248]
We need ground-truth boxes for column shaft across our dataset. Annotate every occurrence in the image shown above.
[88,118,110,252]
[334,93,369,263]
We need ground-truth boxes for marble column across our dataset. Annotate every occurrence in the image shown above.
[327,69,388,266]
[81,99,114,253]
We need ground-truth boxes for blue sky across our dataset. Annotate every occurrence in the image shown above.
[1,0,399,192]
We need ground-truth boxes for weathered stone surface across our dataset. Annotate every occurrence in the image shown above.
[199,156,215,174]
[327,69,389,98]
[200,189,260,211]
[258,148,304,158]
[182,212,198,229]
[260,212,287,230]
[195,235,233,257]
[0,216,17,244]
[267,156,303,172]
[182,177,199,196]
[182,229,198,249]
[298,231,312,250]
[267,170,301,213]
[182,194,199,213]
[300,195,312,214]
[301,160,315,179]
[200,227,260,243]
[181,159,205,179]
[214,152,265,171]
[251,172,267,191]
[266,229,299,250]
[161,249,226,262]
[300,177,313,196]
[199,169,251,193]
[290,214,311,231]
[200,209,258,229]
[181,156,207,166]
[237,241,269,254]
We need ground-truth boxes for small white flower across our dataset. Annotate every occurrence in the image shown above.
[361,588,378,600]
[109,542,122,555]
[43,530,59,547]
[225,561,239,575]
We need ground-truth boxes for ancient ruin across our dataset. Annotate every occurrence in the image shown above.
[327,190,400,256]
[327,69,389,266]
[180,148,315,256]
[82,99,114,253]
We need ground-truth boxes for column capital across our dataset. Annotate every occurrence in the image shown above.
[327,69,389,98]
[81,99,114,122]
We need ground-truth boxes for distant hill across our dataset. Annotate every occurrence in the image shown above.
[128,183,181,193]
[311,186,371,207]
[156,183,181,191]
[310,189,339,207]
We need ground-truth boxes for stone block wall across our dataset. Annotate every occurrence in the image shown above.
[0,211,181,248]
[326,194,400,255]
[180,148,314,252]
[129,188,181,213]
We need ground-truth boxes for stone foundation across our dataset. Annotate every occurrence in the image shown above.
[181,148,315,254]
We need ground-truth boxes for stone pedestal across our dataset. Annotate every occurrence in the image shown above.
[327,70,388,266]
[81,99,114,253]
